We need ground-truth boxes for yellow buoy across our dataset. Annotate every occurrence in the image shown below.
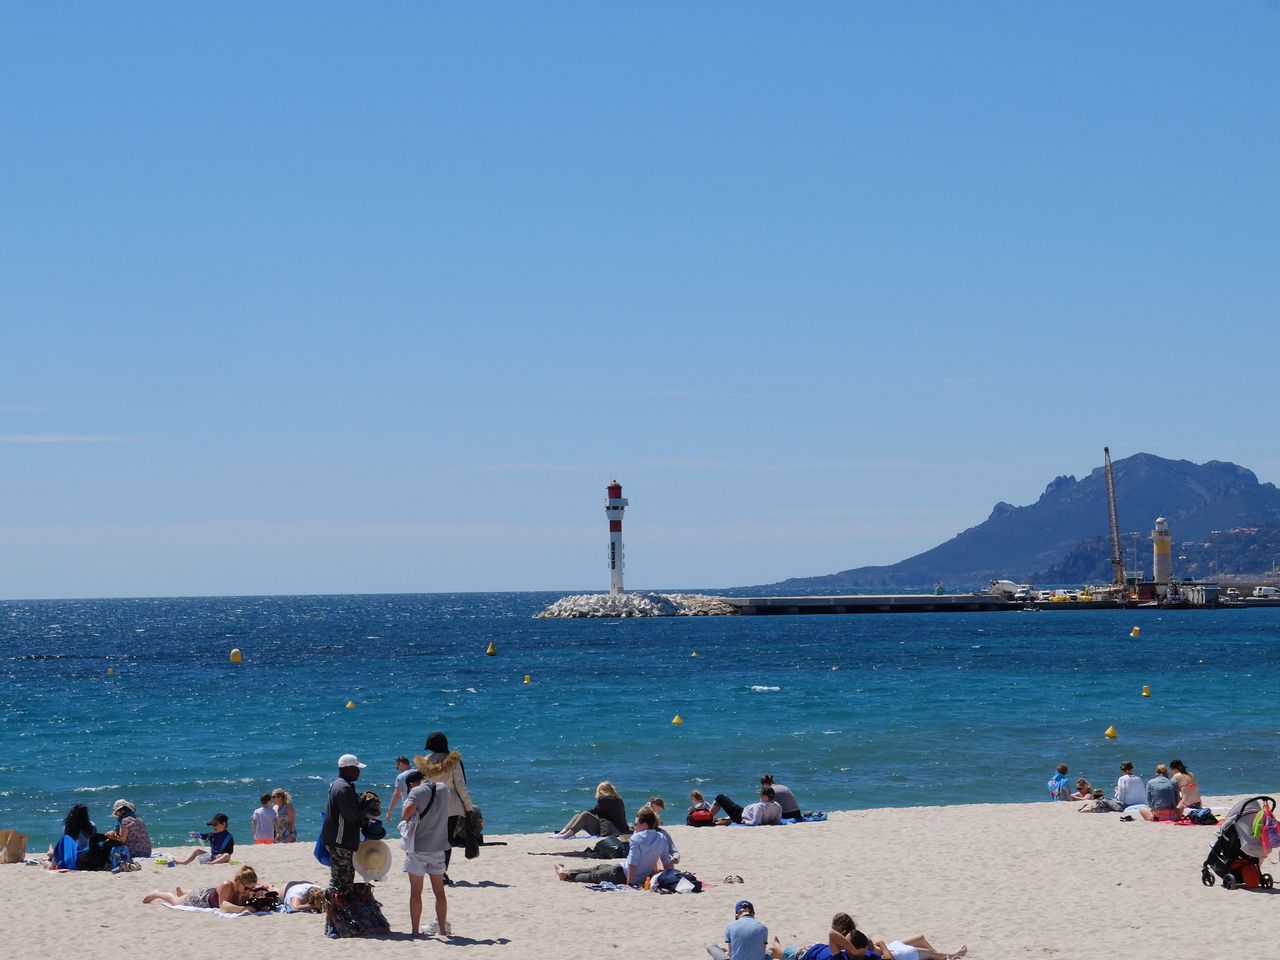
[345,700,355,709]
[485,642,497,656]
[230,648,242,664]
[523,675,531,684]
[671,714,683,725]
[1104,725,1118,739]
[106,667,114,675]
[1141,684,1151,697]
[1130,626,1140,638]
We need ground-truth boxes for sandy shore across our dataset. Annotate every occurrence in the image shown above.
[6,793,1280,959]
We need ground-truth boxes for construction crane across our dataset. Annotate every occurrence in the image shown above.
[1103,447,1126,591]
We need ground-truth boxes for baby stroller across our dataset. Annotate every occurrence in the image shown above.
[1201,795,1275,890]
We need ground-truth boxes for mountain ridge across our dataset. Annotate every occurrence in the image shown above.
[751,453,1280,592]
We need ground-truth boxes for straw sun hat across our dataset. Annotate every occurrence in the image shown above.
[354,839,391,882]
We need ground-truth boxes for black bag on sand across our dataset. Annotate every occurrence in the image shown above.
[324,883,391,938]
[453,807,484,859]
[592,836,629,859]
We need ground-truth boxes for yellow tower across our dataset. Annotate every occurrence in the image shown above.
[1152,517,1172,584]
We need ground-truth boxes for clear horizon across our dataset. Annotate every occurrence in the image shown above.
[4,3,1277,599]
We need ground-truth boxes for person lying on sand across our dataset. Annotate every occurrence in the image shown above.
[770,913,967,960]
[142,865,263,914]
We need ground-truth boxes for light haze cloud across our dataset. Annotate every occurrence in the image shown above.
[0,434,129,444]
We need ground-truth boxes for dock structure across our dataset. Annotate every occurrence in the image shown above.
[725,593,1020,615]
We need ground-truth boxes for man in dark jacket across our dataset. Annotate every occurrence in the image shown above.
[323,753,366,889]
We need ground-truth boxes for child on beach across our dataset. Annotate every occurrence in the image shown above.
[687,790,715,826]
[1047,764,1071,800]
[251,793,277,844]
[1069,778,1093,800]
[174,813,234,864]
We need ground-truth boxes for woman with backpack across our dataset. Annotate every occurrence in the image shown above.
[416,730,477,881]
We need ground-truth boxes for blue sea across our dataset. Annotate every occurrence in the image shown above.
[3,593,1278,847]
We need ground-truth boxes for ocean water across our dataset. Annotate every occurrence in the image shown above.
[2,593,1279,847]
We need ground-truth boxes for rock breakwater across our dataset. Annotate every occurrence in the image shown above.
[534,592,738,618]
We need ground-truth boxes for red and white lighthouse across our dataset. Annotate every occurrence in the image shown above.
[604,481,628,595]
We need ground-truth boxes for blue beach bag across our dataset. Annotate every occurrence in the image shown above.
[52,835,81,870]
[313,812,331,867]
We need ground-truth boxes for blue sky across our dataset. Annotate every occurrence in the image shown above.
[2,3,1277,598]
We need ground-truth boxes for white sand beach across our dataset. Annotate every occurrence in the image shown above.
[6,793,1280,960]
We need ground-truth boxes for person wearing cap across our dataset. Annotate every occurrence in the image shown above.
[707,899,767,960]
[106,799,152,859]
[321,753,366,889]
[174,813,234,865]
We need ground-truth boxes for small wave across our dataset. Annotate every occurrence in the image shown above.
[750,685,780,692]
[74,784,122,793]
[465,687,477,693]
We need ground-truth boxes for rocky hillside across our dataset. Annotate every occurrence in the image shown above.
[754,453,1280,592]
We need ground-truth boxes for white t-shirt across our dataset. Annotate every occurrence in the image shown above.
[741,800,782,826]
[251,805,277,840]
[1115,774,1146,807]
[283,881,321,909]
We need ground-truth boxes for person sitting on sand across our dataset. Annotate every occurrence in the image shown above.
[554,806,672,886]
[707,899,767,960]
[1069,778,1093,800]
[710,785,783,826]
[142,864,263,913]
[174,812,234,864]
[639,802,680,865]
[1139,764,1182,822]
[760,775,803,821]
[281,880,328,912]
[107,799,152,859]
[553,781,628,838]
[1115,760,1146,809]
[46,803,96,869]
[1170,759,1201,809]
[1047,763,1071,801]
[688,790,715,826]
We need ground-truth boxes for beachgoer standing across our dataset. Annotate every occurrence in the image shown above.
[402,769,454,937]
[1115,761,1146,808]
[707,899,767,960]
[386,756,414,821]
[416,731,477,882]
[251,793,276,844]
[322,753,366,889]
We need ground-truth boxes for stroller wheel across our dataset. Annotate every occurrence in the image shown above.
[1263,875,1274,889]
[1202,869,1215,887]
[1223,874,1237,890]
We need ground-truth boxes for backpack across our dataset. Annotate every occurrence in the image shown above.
[652,868,702,893]
[397,784,437,851]
[686,806,715,827]
[591,836,629,859]
[1186,807,1218,826]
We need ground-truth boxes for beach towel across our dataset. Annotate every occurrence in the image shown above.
[779,813,828,824]
[158,904,274,918]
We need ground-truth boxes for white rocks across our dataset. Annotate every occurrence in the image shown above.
[534,592,738,618]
